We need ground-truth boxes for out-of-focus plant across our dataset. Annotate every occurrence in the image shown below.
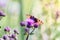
[0,10,5,30]
[0,26,19,40]
[0,11,5,20]
[20,14,43,40]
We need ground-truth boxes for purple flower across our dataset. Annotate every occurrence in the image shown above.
[26,22,32,28]
[20,22,25,26]
[34,23,38,28]
[0,11,5,16]
[11,34,16,38]
[25,28,29,33]
[0,0,6,7]
[4,27,10,32]
[14,29,19,34]
[9,38,14,40]
[3,35,8,40]
[26,18,34,24]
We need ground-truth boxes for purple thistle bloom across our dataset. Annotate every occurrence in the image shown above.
[14,29,19,34]
[34,23,38,28]
[25,28,29,33]
[26,22,32,28]
[0,11,5,20]
[4,27,10,32]
[26,18,34,24]
[0,11,5,16]
[9,38,14,40]
[11,34,16,38]
[20,22,25,26]
[3,35,8,40]
[26,18,34,28]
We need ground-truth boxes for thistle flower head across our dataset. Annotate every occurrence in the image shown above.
[26,18,34,24]
[0,11,5,20]
[20,22,25,26]
[34,23,38,28]
[25,28,29,33]
[0,11,5,17]
[4,26,10,32]
[14,29,19,34]
[20,14,43,39]
[11,34,16,38]
[26,22,32,28]
[3,35,8,40]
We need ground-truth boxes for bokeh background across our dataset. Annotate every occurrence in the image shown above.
[0,0,60,40]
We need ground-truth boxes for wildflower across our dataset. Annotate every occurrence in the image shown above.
[4,27,10,32]
[26,22,32,28]
[26,18,34,24]
[20,14,43,40]
[20,22,25,26]
[14,29,19,34]
[25,28,29,33]
[0,11,5,20]
[3,35,8,40]
[11,34,16,38]
[34,23,38,28]
[0,11,5,16]
[9,38,14,40]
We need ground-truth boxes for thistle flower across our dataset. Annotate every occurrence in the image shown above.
[0,11,5,20]
[26,22,32,28]
[20,14,43,40]
[25,28,29,33]
[11,34,16,38]
[3,35,8,40]
[34,23,38,28]
[9,38,14,40]
[4,27,10,32]
[14,29,19,34]
[0,11,5,16]
[20,22,25,26]
[26,18,34,24]
[0,27,19,40]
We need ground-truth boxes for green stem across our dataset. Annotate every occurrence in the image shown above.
[30,28,35,34]
[19,0,24,40]
[26,28,35,40]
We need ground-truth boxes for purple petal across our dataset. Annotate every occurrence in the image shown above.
[25,28,29,33]
[11,34,16,38]
[26,22,32,28]
[3,35,8,40]
[0,11,5,16]
[26,18,34,24]
[14,29,19,34]
[34,23,38,28]
[20,22,25,26]
[4,27,10,32]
